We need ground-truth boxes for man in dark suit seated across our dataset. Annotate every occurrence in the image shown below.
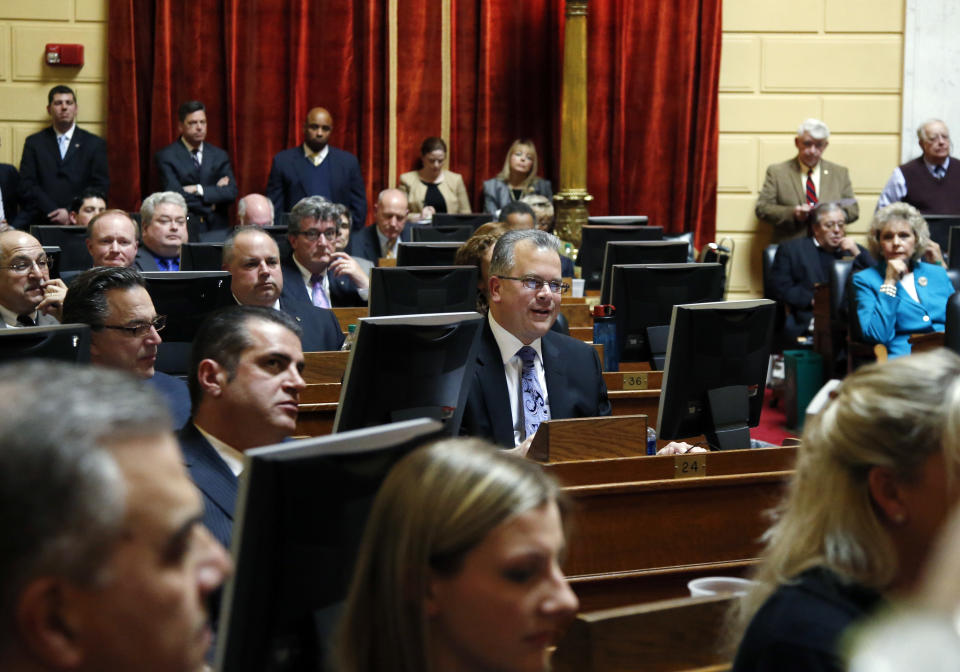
[460,229,611,453]
[350,188,411,263]
[0,361,230,672]
[223,226,344,352]
[266,106,367,230]
[769,201,874,346]
[14,85,109,229]
[280,196,369,308]
[67,187,106,227]
[199,192,274,243]
[134,191,189,271]
[62,266,191,429]
[0,230,66,327]
[155,100,237,233]
[180,306,306,548]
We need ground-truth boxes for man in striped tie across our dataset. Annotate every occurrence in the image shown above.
[755,118,859,243]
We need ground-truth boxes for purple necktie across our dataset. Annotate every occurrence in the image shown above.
[310,273,330,308]
[517,346,549,440]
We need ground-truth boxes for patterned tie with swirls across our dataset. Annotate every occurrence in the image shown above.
[517,346,550,440]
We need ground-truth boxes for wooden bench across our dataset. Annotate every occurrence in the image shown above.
[331,307,368,335]
[553,594,738,672]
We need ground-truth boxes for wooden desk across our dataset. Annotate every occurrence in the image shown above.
[302,351,349,383]
[331,307,368,334]
[528,415,648,462]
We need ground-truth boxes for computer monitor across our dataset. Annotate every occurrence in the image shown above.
[396,241,461,267]
[41,246,61,279]
[611,263,724,368]
[599,240,690,304]
[0,323,91,363]
[432,213,494,230]
[657,299,776,451]
[946,290,960,355]
[577,224,663,290]
[29,225,92,272]
[368,266,478,317]
[409,224,475,243]
[334,312,484,435]
[215,417,444,672]
[141,271,234,374]
[924,214,960,258]
[179,242,225,271]
[587,215,649,226]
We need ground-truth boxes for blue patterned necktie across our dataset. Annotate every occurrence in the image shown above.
[517,346,549,440]
[934,164,946,180]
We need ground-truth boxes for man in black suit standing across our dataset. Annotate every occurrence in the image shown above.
[266,106,367,230]
[223,226,344,352]
[280,196,369,308]
[155,100,237,233]
[15,85,109,229]
[460,229,611,453]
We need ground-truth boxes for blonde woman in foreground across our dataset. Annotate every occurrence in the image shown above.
[730,348,960,671]
[334,437,579,672]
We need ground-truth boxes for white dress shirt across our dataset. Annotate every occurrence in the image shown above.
[488,312,550,446]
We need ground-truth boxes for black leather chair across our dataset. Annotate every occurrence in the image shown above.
[761,244,786,352]
[945,291,960,355]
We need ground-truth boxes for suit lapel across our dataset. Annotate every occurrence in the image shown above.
[789,161,806,205]
[541,333,566,418]
[181,425,238,519]
[477,326,514,445]
[800,238,826,284]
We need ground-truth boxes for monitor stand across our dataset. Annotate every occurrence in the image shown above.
[704,384,751,451]
[647,325,671,370]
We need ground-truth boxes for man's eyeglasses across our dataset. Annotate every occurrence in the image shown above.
[99,315,167,337]
[496,275,569,294]
[297,228,340,242]
[1,256,51,274]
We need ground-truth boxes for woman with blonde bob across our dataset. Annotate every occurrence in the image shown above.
[851,202,952,357]
[334,437,579,672]
[483,139,553,215]
[730,349,960,671]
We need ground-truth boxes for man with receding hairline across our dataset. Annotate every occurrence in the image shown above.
[349,188,411,262]
[877,118,960,213]
[86,210,139,268]
[266,106,367,229]
[0,230,66,327]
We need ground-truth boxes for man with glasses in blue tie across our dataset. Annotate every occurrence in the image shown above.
[877,119,960,214]
[0,231,66,328]
[280,196,369,308]
[461,229,611,454]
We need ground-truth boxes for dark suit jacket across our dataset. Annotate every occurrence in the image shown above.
[0,312,58,328]
[280,255,365,308]
[156,139,238,232]
[460,322,612,448]
[278,296,345,352]
[133,246,167,272]
[179,423,237,550]
[15,126,109,229]
[349,224,411,263]
[266,145,367,230]
[769,237,874,343]
[147,371,191,430]
[482,177,553,215]
[0,163,19,224]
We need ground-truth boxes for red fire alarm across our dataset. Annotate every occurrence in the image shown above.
[45,44,84,67]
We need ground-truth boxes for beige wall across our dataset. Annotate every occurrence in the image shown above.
[0,0,107,167]
[719,0,905,299]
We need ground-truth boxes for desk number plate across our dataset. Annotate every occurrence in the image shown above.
[674,454,707,478]
[622,372,649,390]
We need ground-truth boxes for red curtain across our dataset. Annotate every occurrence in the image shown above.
[108,0,719,243]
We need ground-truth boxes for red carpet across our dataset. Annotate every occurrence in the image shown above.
[753,388,800,446]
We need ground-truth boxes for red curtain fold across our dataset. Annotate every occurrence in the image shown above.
[108,0,719,244]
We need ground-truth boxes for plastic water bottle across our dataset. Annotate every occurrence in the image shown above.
[592,305,618,372]
[340,324,357,351]
[646,425,657,455]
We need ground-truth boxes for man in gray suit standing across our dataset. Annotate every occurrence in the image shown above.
[0,230,65,327]
[755,118,859,243]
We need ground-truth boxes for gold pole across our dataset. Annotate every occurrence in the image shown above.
[554,0,592,248]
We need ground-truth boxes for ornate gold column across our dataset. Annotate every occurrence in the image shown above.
[554,0,592,248]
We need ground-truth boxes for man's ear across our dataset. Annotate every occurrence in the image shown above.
[488,275,503,304]
[196,358,227,398]
[15,578,85,668]
[868,465,908,525]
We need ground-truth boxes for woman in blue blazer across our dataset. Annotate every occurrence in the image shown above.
[852,202,954,358]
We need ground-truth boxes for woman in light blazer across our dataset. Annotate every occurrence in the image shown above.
[399,137,471,220]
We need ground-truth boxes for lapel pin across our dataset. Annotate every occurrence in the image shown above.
[918,276,928,287]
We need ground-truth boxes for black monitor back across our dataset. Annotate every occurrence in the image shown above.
[612,263,724,366]
[334,312,484,435]
[0,323,91,363]
[396,241,461,267]
[599,240,690,304]
[946,291,960,355]
[141,271,234,374]
[215,418,443,672]
[577,224,663,290]
[41,246,62,279]
[180,242,225,271]
[588,215,649,226]
[369,265,478,317]
[30,226,91,272]
[410,224,474,243]
[432,213,494,230]
[925,214,960,258]
[657,299,775,450]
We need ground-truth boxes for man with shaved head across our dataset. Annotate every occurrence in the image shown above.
[266,106,367,229]
[199,192,275,243]
[349,188,411,262]
[0,230,66,327]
